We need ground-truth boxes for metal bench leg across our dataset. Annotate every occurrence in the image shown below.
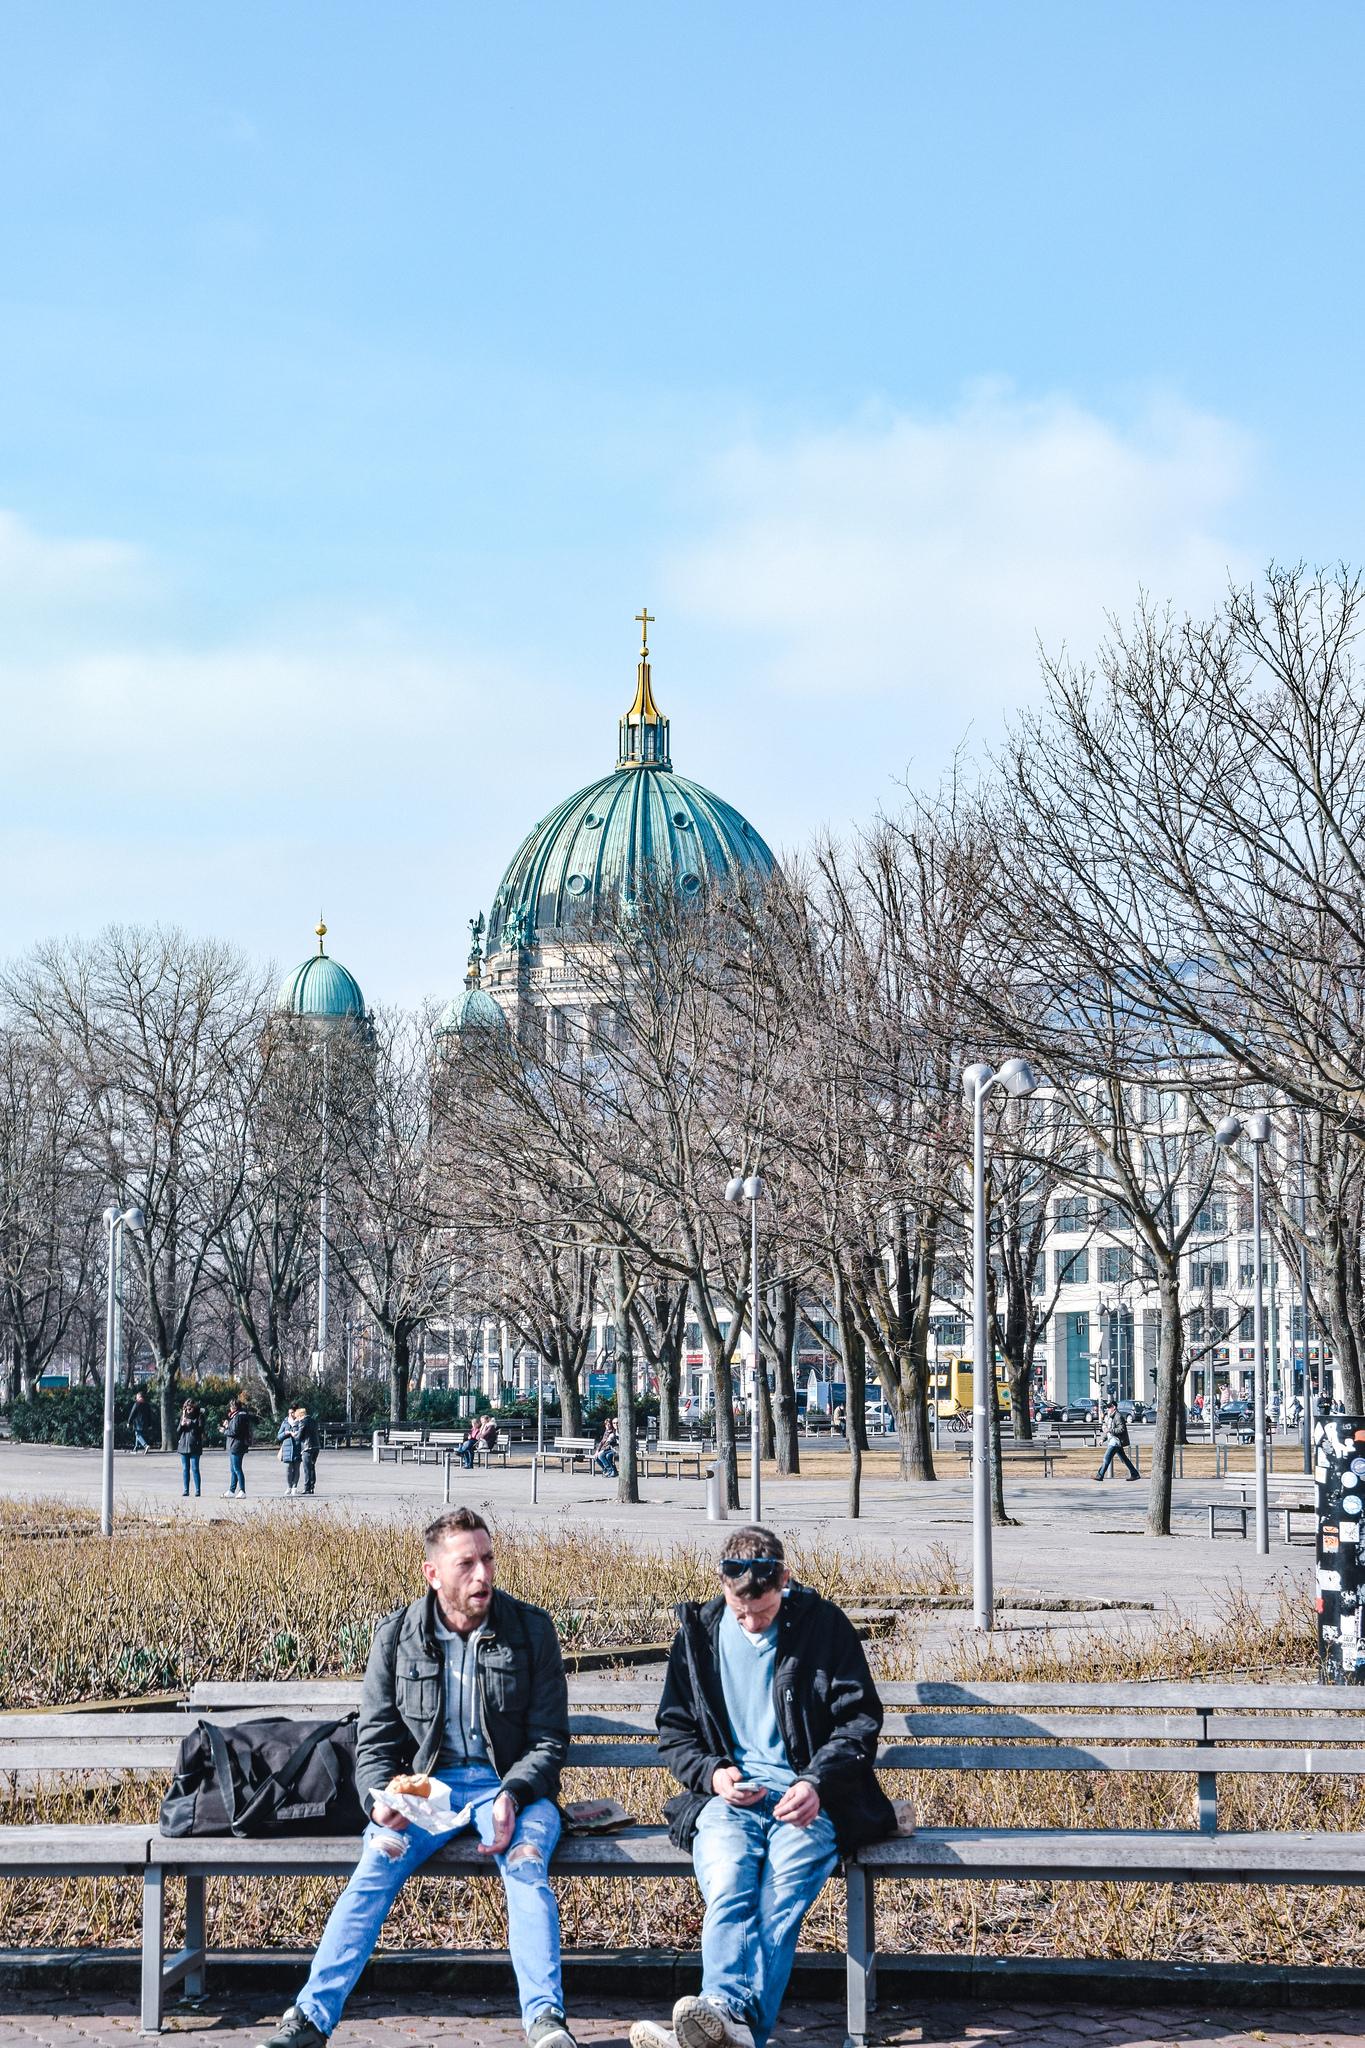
[141,1866,165,2034]
[844,1863,875,2048]
[184,1871,206,1998]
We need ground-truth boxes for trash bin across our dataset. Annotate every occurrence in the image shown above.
[1316,1415,1365,1683]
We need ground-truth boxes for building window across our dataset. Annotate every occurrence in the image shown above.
[1097,1244,1132,1284]
[1190,1255,1227,1289]
[1055,1248,1089,1286]
[1193,1196,1226,1235]
[1055,1196,1088,1231]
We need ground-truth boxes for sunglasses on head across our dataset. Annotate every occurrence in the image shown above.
[719,1557,784,1585]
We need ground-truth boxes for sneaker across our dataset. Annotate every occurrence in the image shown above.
[255,2007,328,2048]
[527,2011,577,2048]
[631,2025,677,2048]
[673,1996,755,2048]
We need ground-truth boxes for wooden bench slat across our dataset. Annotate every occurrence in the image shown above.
[877,1743,1365,1774]
[149,1826,692,1873]
[860,1827,1365,1880]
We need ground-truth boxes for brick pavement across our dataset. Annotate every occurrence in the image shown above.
[2,1995,1365,2048]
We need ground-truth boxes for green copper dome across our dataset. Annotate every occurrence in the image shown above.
[486,621,776,954]
[275,921,367,1022]
[440,985,508,1035]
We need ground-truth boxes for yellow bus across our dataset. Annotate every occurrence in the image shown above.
[930,1357,1012,1423]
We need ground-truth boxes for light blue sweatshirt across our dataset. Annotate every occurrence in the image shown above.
[717,1605,794,1793]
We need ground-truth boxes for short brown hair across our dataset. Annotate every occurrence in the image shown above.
[423,1506,491,1557]
[719,1525,785,1595]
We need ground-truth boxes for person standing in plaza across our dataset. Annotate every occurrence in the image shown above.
[222,1397,253,1497]
[277,1409,304,1494]
[176,1397,204,1497]
[1094,1401,1140,1482]
[631,1525,896,2048]
[254,1506,576,2048]
[295,1402,322,1493]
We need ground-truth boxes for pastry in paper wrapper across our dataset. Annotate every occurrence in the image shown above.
[370,1779,473,1834]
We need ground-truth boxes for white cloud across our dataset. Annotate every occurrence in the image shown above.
[0,508,150,614]
[666,387,1257,726]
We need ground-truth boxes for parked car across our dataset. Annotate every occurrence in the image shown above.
[1116,1399,1147,1423]
[1060,1402,1096,1423]
[1034,1402,1065,1423]
[1216,1399,1253,1430]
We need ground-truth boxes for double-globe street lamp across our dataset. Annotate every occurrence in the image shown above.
[101,1201,146,1538]
[1213,1110,1272,1555]
[962,1058,1039,1632]
[725,1172,767,1523]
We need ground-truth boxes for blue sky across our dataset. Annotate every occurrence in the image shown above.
[3,2,1362,1003]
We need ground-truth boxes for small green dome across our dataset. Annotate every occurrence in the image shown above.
[440,985,508,1036]
[276,921,366,1023]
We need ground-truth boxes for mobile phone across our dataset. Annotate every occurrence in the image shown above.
[732,1779,764,1795]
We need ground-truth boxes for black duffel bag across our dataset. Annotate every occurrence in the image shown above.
[160,1714,365,1838]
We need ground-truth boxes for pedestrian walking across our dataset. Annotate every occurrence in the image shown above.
[222,1397,254,1497]
[127,1389,153,1453]
[278,1409,304,1494]
[1094,1402,1139,1482]
[177,1397,204,1497]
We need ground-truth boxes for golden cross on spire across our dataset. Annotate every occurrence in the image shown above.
[635,605,654,655]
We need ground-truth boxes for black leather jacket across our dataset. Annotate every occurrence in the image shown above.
[656,1582,897,1853]
[355,1587,569,1816]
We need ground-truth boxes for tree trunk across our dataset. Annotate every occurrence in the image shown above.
[846,1319,865,1520]
[756,1348,775,1461]
[553,1356,584,1437]
[1007,1356,1033,1440]
[772,1278,800,1475]
[1145,1263,1183,1536]
[389,1327,411,1424]
[988,1350,1016,1526]
[612,1252,639,1504]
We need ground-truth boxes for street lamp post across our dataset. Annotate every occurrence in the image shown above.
[962,1057,1039,1631]
[1215,1111,1272,1554]
[1298,1112,1313,1476]
[101,1202,146,1538]
[725,1172,767,1523]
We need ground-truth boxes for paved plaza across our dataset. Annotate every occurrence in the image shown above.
[2,1990,1364,2048]
[0,1436,1312,1662]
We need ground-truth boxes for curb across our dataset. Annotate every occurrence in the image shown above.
[3,1949,1364,2012]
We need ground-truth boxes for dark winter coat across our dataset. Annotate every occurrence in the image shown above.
[355,1586,569,1818]
[176,1412,204,1456]
[224,1410,253,1453]
[656,1582,898,1854]
[1104,1410,1130,1447]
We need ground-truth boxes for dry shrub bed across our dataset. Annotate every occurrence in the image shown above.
[0,1508,959,1708]
[0,1517,1347,1967]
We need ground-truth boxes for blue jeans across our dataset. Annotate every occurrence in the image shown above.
[297,1762,563,2036]
[1097,1441,1139,1479]
[179,1453,201,1496]
[692,1793,839,2048]
[227,1449,246,1493]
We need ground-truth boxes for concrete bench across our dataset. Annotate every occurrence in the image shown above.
[641,1438,711,1477]
[533,1435,597,1472]
[371,1429,423,1463]
[1209,1476,1316,1542]
[14,1678,1365,2038]
[954,1441,1057,1477]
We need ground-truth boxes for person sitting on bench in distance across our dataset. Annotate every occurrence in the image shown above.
[631,1525,896,2048]
[255,1506,576,2048]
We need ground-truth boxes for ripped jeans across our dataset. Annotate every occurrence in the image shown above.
[296,1763,563,2036]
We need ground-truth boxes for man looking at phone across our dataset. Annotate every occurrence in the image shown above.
[633,1526,895,2048]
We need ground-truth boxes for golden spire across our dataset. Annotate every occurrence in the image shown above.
[624,605,665,728]
[315,914,327,956]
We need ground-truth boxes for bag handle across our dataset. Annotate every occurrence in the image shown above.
[206,1715,356,1838]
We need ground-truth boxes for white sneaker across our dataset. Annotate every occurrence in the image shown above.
[673,1997,754,2048]
[630,2025,677,2048]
